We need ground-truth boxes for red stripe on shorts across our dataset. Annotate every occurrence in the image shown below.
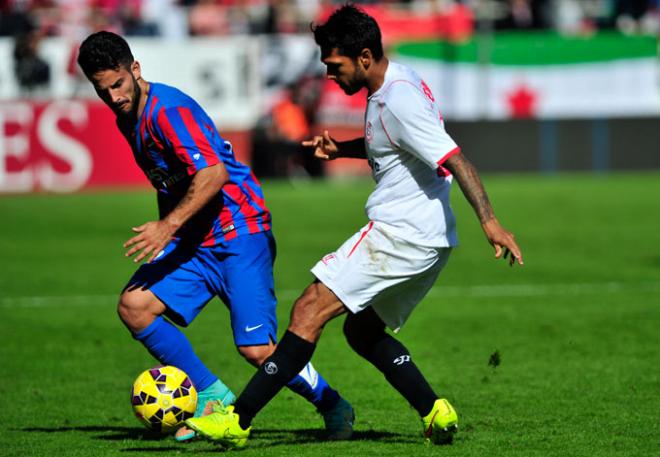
[348,221,374,258]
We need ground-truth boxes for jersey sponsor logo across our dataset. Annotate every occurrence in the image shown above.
[393,355,411,366]
[145,167,168,183]
[146,167,187,189]
[244,324,263,332]
[264,362,278,375]
[421,80,435,103]
[163,172,187,188]
[145,167,187,188]
[365,121,373,143]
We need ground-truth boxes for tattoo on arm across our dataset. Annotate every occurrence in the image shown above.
[445,153,495,224]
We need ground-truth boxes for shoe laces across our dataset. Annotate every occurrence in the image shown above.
[209,400,230,414]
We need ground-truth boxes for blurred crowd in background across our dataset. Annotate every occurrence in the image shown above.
[5,0,660,96]
[3,0,660,180]
[2,0,660,40]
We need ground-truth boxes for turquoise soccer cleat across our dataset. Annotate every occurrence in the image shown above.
[174,380,236,442]
[321,397,355,440]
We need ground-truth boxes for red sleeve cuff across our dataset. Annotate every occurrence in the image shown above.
[436,147,460,177]
[436,146,461,167]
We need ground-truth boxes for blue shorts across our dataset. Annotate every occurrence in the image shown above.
[125,231,278,347]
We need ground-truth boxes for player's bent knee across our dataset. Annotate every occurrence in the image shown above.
[117,296,137,325]
[237,345,274,367]
[117,290,163,333]
[289,291,324,333]
[289,283,346,340]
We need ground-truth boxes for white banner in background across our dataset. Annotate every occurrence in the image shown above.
[0,37,262,130]
[3,35,660,124]
[400,57,660,120]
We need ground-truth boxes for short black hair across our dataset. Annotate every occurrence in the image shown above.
[311,4,383,61]
[77,31,134,78]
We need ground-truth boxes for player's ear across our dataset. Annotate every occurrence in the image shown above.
[359,48,372,70]
[131,61,142,80]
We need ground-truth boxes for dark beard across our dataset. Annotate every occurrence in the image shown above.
[129,77,142,121]
[343,65,366,95]
[116,76,142,125]
[342,82,362,96]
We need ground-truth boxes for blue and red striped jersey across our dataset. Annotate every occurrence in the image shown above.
[117,82,271,246]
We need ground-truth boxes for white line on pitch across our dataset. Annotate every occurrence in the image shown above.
[1,281,659,308]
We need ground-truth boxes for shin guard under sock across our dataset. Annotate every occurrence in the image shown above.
[234,331,316,429]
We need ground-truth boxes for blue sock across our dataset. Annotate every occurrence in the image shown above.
[286,362,340,412]
[133,316,218,392]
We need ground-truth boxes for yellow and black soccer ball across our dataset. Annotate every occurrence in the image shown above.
[130,366,197,433]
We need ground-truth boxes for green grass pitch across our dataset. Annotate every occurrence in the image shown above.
[1,172,659,456]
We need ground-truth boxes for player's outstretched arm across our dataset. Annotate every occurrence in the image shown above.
[443,151,524,266]
[124,163,229,263]
[302,130,367,160]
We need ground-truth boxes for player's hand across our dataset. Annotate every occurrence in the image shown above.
[482,219,524,267]
[302,130,339,160]
[123,220,177,264]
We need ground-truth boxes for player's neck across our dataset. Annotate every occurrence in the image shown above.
[136,80,150,120]
[366,57,389,96]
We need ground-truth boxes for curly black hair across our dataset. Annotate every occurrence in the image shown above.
[77,31,134,78]
[311,4,383,61]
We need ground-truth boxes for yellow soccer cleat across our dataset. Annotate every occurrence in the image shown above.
[175,381,236,442]
[185,403,250,449]
[421,398,458,445]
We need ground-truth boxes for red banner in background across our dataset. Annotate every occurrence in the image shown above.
[0,100,251,192]
[317,3,474,44]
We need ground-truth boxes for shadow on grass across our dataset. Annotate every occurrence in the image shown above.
[20,425,414,449]
[122,430,417,453]
[20,425,163,441]
[252,428,414,445]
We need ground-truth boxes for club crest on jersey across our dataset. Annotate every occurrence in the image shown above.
[365,121,373,143]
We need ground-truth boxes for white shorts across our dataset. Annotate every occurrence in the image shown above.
[311,221,451,331]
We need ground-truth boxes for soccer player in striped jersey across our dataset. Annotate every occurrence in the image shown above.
[77,31,353,442]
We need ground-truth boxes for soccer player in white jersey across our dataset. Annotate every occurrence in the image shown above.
[186,4,524,448]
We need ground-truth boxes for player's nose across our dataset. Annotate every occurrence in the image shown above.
[108,88,122,102]
[111,93,125,105]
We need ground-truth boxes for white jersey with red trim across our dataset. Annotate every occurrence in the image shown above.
[364,61,459,248]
